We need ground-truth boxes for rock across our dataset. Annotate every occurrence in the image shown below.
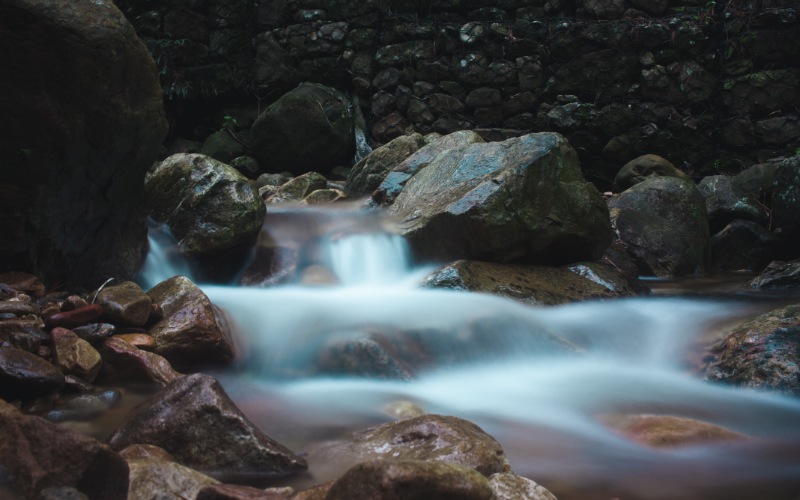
[325,460,493,500]
[45,390,121,423]
[389,132,612,265]
[706,303,800,395]
[613,154,691,192]
[0,300,40,316]
[146,276,236,368]
[145,153,265,255]
[302,189,347,204]
[250,83,354,174]
[127,459,219,500]
[50,328,102,383]
[312,414,511,476]
[421,260,645,305]
[488,473,558,500]
[598,414,746,448]
[108,373,307,478]
[200,129,248,164]
[112,333,156,349]
[373,130,485,206]
[43,305,103,330]
[749,260,800,289]
[732,162,778,200]
[196,483,289,499]
[94,281,151,327]
[710,221,778,272]
[71,324,115,345]
[118,444,176,463]
[0,0,167,291]
[100,337,181,386]
[770,155,800,253]
[0,346,64,400]
[0,399,128,499]
[0,272,45,297]
[609,177,709,277]
[697,175,766,233]
[37,486,89,500]
[345,133,428,198]
[264,172,327,204]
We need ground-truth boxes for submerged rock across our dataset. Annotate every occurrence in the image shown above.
[706,303,800,395]
[0,400,128,500]
[145,153,265,255]
[598,414,745,448]
[389,132,611,265]
[311,414,511,476]
[108,373,308,478]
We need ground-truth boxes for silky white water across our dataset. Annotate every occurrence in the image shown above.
[140,207,800,499]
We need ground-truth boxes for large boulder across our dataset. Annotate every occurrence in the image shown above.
[0,0,167,290]
[697,175,766,234]
[346,133,428,198]
[250,83,355,174]
[145,154,265,255]
[770,155,800,256]
[613,154,691,192]
[108,373,307,478]
[609,177,709,277]
[706,303,800,396]
[389,132,612,265]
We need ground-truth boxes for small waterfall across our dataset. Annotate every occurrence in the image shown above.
[351,95,372,164]
[136,221,194,289]
[320,232,414,286]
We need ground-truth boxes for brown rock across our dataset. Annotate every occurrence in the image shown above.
[488,473,559,500]
[127,459,219,500]
[95,281,151,327]
[0,399,128,499]
[118,444,176,462]
[44,304,103,329]
[0,346,64,400]
[0,272,46,297]
[108,373,308,478]
[197,483,291,500]
[100,337,181,386]
[51,328,102,383]
[613,154,692,191]
[598,414,746,448]
[112,333,156,349]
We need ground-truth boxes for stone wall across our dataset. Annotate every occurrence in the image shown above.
[114,0,799,188]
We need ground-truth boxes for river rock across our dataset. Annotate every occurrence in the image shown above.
[145,153,265,255]
[108,373,308,477]
[0,0,167,291]
[264,172,327,204]
[706,303,800,395]
[50,328,102,383]
[127,459,219,500]
[45,390,121,423]
[0,399,128,499]
[146,276,236,368]
[770,155,800,254]
[94,281,151,327]
[749,260,800,289]
[312,414,511,476]
[373,130,485,206]
[346,133,428,198]
[196,483,290,500]
[598,414,745,448]
[710,220,778,272]
[100,337,181,386]
[0,346,64,400]
[250,83,355,174]
[613,154,692,192]
[0,272,45,298]
[697,175,766,233]
[303,188,347,204]
[71,323,115,345]
[325,460,493,500]
[200,129,248,164]
[421,260,645,305]
[389,132,612,265]
[609,177,709,277]
[489,473,558,500]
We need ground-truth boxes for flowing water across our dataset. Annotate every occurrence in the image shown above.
[139,206,800,500]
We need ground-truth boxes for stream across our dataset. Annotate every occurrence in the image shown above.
[136,205,800,500]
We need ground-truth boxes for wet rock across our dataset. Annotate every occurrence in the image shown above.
[94,281,151,327]
[196,483,289,499]
[770,155,800,252]
[112,333,156,349]
[0,0,167,291]
[706,303,800,395]
[0,272,45,298]
[598,414,746,448]
[250,83,354,174]
[373,130,484,206]
[346,133,428,198]
[200,129,248,164]
[732,162,778,200]
[127,459,219,500]
[326,460,493,500]
[44,305,103,330]
[749,260,800,289]
[390,132,612,265]
[697,175,766,233]
[71,324,115,345]
[0,300,40,316]
[44,390,121,423]
[264,172,327,204]
[613,154,691,192]
[145,153,265,255]
[488,473,558,500]
[146,276,236,368]
[303,188,347,204]
[710,221,778,272]
[0,346,64,400]
[312,414,511,476]
[421,260,645,305]
[37,486,89,500]
[108,373,308,478]
[609,177,709,277]
[118,444,176,462]
[50,328,102,383]
[100,337,181,386]
[0,399,128,499]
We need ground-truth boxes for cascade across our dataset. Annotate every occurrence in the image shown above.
[142,206,800,500]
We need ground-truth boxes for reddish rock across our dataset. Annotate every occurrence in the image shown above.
[44,304,103,329]
[0,346,64,400]
[196,483,291,500]
[113,333,156,350]
[598,414,746,448]
[100,337,181,386]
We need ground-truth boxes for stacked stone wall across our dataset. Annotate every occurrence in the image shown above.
[114,0,799,187]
